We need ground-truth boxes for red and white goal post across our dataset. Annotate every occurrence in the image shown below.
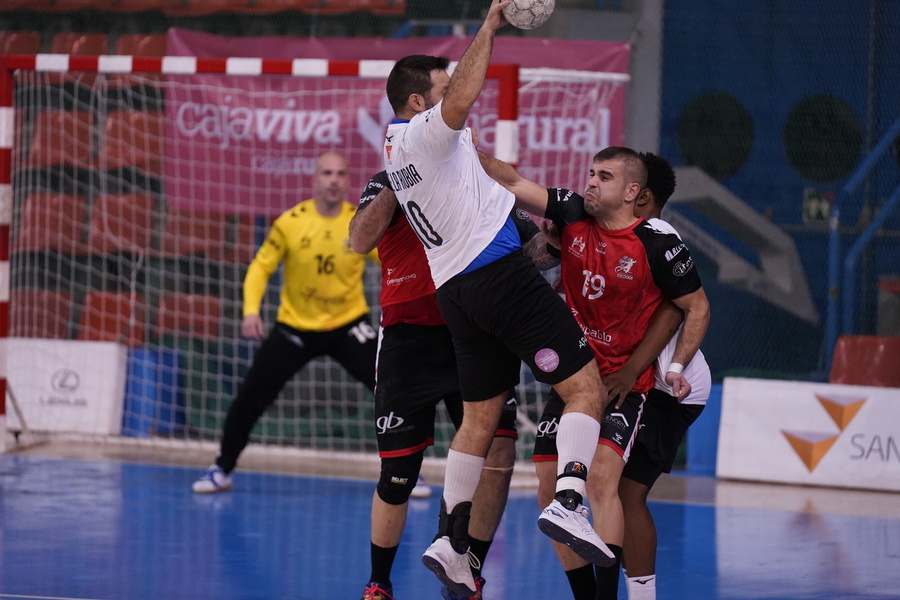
[0,53,625,464]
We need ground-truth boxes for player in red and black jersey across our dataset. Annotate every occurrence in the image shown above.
[481,146,709,599]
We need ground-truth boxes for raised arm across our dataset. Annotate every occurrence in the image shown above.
[478,150,550,217]
[603,300,684,407]
[441,0,509,130]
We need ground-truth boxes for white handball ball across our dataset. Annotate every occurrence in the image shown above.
[502,0,556,30]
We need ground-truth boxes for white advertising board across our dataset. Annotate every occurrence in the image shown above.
[717,377,900,491]
[5,338,127,436]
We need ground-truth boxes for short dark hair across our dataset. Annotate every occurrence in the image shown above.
[386,55,451,115]
[593,146,647,189]
[639,152,676,208]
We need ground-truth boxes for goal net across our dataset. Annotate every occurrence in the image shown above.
[3,55,627,464]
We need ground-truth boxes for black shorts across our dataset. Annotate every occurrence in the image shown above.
[436,251,594,402]
[622,388,705,487]
[532,388,645,462]
[374,322,518,458]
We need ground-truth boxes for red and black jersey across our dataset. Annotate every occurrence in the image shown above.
[359,171,442,327]
[544,187,702,393]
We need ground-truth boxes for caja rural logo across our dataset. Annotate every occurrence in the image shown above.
[781,393,866,472]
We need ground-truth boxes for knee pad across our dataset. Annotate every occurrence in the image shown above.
[376,453,424,505]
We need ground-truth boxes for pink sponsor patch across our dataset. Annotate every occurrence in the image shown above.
[534,348,560,373]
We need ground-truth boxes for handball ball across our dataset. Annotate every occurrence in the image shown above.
[502,0,556,30]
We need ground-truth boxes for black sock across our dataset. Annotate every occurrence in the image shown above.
[594,544,624,600]
[565,564,597,600]
[467,537,493,579]
[368,542,398,585]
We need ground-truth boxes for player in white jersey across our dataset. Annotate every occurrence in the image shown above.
[383,2,613,596]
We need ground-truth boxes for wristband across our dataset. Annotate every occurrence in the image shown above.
[667,362,684,374]
[545,242,561,259]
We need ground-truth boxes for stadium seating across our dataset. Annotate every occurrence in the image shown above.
[10,289,73,339]
[112,33,168,56]
[77,290,146,346]
[98,110,164,176]
[156,293,222,339]
[86,193,156,254]
[26,110,94,169]
[160,209,228,258]
[0,31,42,54]
[829,335,900,388]
[14,192,87,254]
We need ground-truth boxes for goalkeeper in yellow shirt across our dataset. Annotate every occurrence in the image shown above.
[193,151,379,493]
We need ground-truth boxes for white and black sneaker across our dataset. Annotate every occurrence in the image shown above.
[192,465,233,494]
[538,498,615,567]
[422,536,476,597]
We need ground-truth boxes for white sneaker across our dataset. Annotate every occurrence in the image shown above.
[192,465,233,494]
[537,499,615,566]
[421,536,476,597]
[410,475,432,499]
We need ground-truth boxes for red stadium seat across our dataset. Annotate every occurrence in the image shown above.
[77,290,146,346]
[26,109,95,169]
[47,32,109,88]
[87,193,156,254]
[98,110,164,176]
[10,289,73,339]
[49,32,109,55]
[15,192,87,254]
[829,335,900,388]
[112,33,168,56]
[160,209,228,258]
[0,31,42,54]
[156,293,222,339]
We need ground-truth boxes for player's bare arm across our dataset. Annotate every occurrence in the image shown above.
[442,0,509,130]
[667,287,711,398]
[349,187,398,254]
[603,300,684,408]
[478,150,549,216]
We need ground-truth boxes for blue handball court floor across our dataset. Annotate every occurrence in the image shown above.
[1,450,899,600]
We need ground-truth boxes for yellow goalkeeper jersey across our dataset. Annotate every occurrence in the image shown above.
[243,199,378,332]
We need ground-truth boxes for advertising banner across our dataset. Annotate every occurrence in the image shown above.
[717,377,900,491]
[6,339,128,436]
[164,30,630,216]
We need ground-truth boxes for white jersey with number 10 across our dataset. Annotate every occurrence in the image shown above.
[383,101,516,288]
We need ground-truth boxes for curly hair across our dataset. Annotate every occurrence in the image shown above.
[639,152,677,208]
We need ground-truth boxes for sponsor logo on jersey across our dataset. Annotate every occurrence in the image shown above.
[665,243,686,261]
[673,256,694,276]
[615,255,637,280]
[568,236,585,258]
[580,323,612,345]
[595,240,607,254]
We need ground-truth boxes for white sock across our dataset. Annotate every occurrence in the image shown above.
[443,448,485,513]
[555,412,600,497]
[626,574,656,600]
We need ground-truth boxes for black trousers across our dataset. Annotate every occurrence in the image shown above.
[216,317,377,472]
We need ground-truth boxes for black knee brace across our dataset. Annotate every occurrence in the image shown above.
[376,453,424,505]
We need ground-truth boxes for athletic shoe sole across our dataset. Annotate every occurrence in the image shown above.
[422,555,476,597]
[537,515,616,567]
